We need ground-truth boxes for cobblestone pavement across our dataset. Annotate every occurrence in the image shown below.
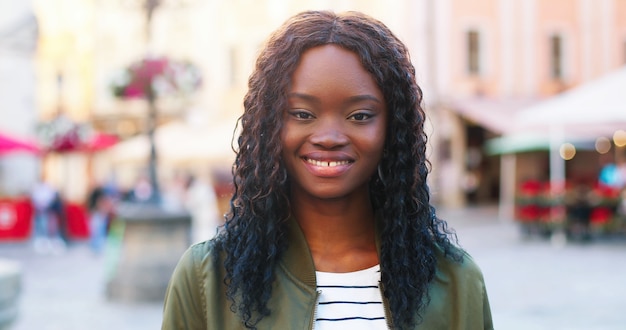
[2,205,625,329]
[1,241,163,330]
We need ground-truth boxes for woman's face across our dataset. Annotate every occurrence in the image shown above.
[281,44,387,201]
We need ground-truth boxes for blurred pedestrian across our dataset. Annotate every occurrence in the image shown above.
[163,10,492,329]
[30,178,65,254]
[128,173,154,203]
[50,190,69,245]
[184,173,221,244]
[565,183,592,241]
[462,170,481,205]
[87,182,115,255]
[162,170,189,212]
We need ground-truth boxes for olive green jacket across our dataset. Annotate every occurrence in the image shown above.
[162,218,493,329]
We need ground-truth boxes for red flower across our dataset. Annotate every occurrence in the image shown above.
[111,56,202,100]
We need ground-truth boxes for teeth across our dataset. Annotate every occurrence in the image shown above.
[306,159,350,167]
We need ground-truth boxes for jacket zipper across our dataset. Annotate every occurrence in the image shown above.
[309,290,321,330]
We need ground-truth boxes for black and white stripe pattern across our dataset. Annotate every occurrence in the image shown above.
[314,265,387,329]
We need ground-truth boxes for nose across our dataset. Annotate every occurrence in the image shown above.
[309,119,349,149]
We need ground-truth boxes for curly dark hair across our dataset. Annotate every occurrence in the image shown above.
[213,10,461,329]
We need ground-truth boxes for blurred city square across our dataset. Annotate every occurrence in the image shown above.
[3,206,626,330]
[1,0,626,329]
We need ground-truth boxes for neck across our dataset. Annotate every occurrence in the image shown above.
[290,190,379,272]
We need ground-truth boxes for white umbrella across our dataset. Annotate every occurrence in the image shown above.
[514,65,626,139]
[109,119,238,166]
[515,66,626,190]
[489,66,626,222]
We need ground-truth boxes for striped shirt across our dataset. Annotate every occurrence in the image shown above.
[314,264,387,329]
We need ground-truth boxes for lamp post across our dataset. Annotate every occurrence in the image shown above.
[118,0,196,204]
[143,63,162,205]
[106,0,201,302]
[141,0,162,205]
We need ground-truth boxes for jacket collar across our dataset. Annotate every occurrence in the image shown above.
[282,217,318,288]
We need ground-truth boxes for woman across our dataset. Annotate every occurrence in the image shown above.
[162,10,492,330]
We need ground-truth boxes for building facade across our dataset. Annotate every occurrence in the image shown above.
[30,0,626,205]
[427,0,626,208]
[0,0,39,197]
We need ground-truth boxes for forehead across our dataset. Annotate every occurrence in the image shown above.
[290,45,382,97]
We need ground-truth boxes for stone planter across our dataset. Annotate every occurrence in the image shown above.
[105,202,191,302]
[0,259,20,330]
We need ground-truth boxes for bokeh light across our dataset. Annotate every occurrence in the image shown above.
[595,137,611,154]
[560,143,576,160]
[614,130,626,147]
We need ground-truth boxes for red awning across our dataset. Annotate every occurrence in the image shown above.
[83,132,119,151]
[0,131,40,155]
[47,131,119,153]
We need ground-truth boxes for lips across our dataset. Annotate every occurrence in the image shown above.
[304,158,352,167]
[302,156,354,177]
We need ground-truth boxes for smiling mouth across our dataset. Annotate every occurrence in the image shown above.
[304,158,352,167]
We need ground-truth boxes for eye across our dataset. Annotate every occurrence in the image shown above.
[288,109,315,120]
[348,112,374,121]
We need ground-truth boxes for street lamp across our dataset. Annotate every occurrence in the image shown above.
[113,0,199,204]
[106,0,201,303]
[110,56,202,205]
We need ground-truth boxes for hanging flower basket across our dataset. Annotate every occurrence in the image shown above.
[36,114,119,153]
[110,56,202,100]
[108,55,202,204]
[36,115,90,152]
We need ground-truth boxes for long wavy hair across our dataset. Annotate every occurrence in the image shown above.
[213,10,461,329]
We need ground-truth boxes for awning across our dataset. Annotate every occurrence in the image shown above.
[0,131,40,155]
[514,66,626,138]
[447,97,538,134]
[84,132,119,152]
[487,66,626,154]
[108,119,237,166]
[485,133,596,155]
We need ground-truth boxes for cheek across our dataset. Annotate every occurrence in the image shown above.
[279,125,304,173]
[371,139,386,163]
[356,133,386,169]
[364,125,387,157]
[280,125,297,153]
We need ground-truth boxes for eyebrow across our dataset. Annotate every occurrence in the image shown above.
[288,93,383,105]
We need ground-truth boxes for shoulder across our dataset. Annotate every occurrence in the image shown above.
[184,239,218,262]
[434,244,486,286]
[169,239,225,287]
[430,244,490,314]
[164,240,216,295]
[163,239,230,329]
[421,246,493,329]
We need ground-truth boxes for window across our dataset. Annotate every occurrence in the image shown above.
[550,35,563,79]
[467,30,481,75]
